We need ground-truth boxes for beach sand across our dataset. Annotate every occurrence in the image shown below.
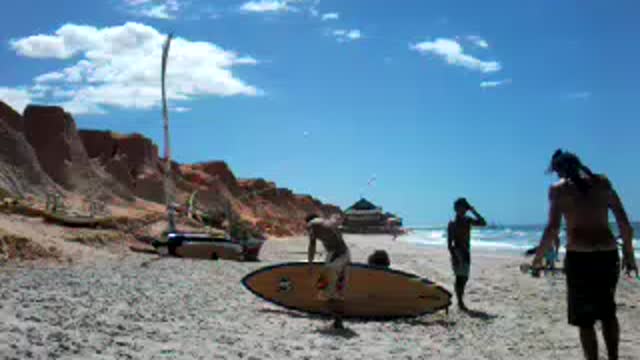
[1,234,639,359]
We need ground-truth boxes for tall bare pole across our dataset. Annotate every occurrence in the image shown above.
[161,33,176,233]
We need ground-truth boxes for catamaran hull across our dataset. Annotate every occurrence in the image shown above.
[151,233,265,261]
[153,240,244,260]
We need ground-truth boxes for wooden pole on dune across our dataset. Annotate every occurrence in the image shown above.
[161,33,176,233]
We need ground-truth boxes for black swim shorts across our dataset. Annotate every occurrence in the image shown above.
[565,250,620,327]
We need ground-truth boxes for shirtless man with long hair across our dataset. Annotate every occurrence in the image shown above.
[532,149,637,360]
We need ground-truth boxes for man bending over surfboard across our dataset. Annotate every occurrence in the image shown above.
[447,198,487,310]
[306,214,351,330]
[532,149,637,360]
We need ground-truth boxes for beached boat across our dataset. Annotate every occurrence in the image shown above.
[151,232,265,261]
[153,35,267,262]
[42,211,111,228]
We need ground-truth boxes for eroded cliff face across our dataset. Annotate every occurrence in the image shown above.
[78,130,340,237]
[235,179,341,236]
[0,102,57,197]
[0,101,23,133]
[0,101,340,237]
[21,106,133,201]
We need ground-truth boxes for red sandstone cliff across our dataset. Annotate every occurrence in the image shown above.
[0,101,23,133]
[77,130,340,237]
[0,101,340,237]
[0,102,57,196]
[22,106,133,201]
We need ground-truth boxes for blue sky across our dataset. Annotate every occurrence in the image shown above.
[1,0,639,225]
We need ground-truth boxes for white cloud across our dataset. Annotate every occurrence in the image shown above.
[240,0,290,13]
[0,87,34,113]
[123,0,181,20]
[30,84,51,98]
[9,22,260,115]
[480,78,511,88]
[60,97,107,115]
[34,72,65,83]
[124,0,152,5]
[467,35,489,49]
[332,29,362,42]
[10,35,74,59]
[347,30,362,40]
[239,0,317,15]
[141,5,173,19]
[567,91,591,100]
[308,0,320,17]
[173,106,191,112]
[321,12,339,21]
[410,38,501,73]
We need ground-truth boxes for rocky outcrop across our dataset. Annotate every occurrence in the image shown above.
[0,101,23,133]
[79,130,167,203]
[0,102,57,196]
[23,105,79,187]
[115,133,159,175]
[79,130,160,177]
[235,178,341,236]
[77,130,118,162]
[23,106,133,201]
[191,162,239,192]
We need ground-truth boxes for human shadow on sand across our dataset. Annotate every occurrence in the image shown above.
[315,326,359,339]
[258,308,455,331]
[461,308,498,321]
[403,318,456,328]
[258,309,359,338]
[140,256,165,268]
[258,308,322,319]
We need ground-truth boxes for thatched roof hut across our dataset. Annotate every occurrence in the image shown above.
[342,198,400,233]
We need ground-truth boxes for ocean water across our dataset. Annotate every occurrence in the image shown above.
[404,223,640,257]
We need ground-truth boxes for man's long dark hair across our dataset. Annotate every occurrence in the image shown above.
[549,149,596,195]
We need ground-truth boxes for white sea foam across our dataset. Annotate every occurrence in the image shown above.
[404,228,640,257]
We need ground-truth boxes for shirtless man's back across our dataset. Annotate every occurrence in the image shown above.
[553,176,619,252]
[533,149,636,360]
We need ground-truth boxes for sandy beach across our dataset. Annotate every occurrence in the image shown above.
[1,234,639,360]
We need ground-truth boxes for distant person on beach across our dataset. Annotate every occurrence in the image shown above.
[532,149,637,360]
[527,235,561,270]
[306,214,351,330]
[386,218,402,241]
[447,198,487,310]
[545,235,561,270]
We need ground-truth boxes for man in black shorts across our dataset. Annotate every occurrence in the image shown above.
[532,150,637,360]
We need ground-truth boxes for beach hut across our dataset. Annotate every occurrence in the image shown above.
[342,198,397,233]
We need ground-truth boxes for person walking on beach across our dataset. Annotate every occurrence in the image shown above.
[447,198,487,310]
[532,149,637,360]
[306,214,351,330]
[544,235,561,271]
